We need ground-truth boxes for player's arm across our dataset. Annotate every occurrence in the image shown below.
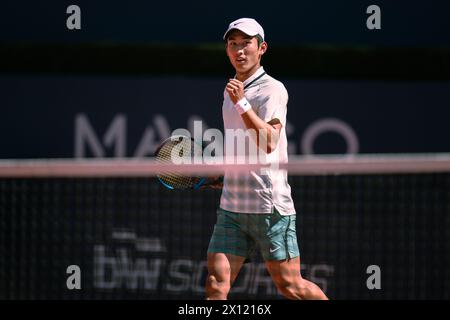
[240,110,281,153]
[226,79,282,153]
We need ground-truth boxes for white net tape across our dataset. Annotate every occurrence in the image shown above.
[1,153,450,177]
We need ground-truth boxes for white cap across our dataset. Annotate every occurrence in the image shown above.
[223,18,265,41]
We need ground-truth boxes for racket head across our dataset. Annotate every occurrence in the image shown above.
[155,135,205,190]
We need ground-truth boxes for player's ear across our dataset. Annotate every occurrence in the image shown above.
[260,42,268,55]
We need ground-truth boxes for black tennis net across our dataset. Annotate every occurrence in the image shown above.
[0,155,449,299]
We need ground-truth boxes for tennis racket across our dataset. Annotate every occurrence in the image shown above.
[155,135,223,190]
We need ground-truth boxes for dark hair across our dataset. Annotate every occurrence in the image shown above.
[255,34,264,47]
[225,33,264,48]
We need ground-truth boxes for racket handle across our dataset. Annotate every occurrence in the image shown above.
[202,176,224,189]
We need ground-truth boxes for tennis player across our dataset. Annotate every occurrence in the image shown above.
[205,18,329,300]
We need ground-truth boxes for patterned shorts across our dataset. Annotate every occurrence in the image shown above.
[207,207,300,261]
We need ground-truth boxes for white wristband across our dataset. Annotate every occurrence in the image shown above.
[234,97,251,115]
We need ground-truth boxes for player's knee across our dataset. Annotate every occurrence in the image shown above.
[277,280,308,300]
[205,274,230,300]
[278,285,299,300]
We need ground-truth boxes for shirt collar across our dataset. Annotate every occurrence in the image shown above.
[240,66,265,88]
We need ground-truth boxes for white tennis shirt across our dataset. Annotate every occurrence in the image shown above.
[219,66,296,216]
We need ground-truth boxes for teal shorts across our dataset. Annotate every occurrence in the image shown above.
[207,208,300,261]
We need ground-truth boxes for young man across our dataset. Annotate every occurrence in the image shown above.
[205,18,329,300]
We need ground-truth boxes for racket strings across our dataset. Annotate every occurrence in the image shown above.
[156,136,202,189]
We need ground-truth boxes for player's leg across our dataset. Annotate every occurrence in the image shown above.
[256,209,328,300]
[206,252,246,300]
[265,256,328,300]
[205,208,253,300]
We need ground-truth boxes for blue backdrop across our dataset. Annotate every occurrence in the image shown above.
[1,0,450,46]
[1,75,449,159]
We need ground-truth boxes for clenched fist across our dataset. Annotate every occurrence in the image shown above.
[226,79,245,105]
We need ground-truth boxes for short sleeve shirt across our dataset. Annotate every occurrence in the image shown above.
[220,66,296,216]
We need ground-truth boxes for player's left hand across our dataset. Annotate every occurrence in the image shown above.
[200,176,224,189]
[226,79,245,104]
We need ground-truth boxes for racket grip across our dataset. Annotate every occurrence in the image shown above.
[202,176,224,189]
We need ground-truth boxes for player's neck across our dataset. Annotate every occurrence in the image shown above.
[236,63,262,82]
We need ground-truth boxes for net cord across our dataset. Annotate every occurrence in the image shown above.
[1,153,450,177]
